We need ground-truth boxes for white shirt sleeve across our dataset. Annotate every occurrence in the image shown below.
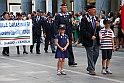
[115,18,120,22]
[99,30,102,37]
[112,31,115,38]
[100,19,105,27]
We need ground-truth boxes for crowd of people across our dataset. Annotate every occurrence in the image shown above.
[0,2,124,75]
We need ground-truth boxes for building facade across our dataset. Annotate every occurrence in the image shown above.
[0,0,122,16]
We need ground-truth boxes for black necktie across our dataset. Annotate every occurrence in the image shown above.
[37,16,39,22]
[49,20,51,25]
[92,17,95,28]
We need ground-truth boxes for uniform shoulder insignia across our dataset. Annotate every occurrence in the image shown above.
[85,16,91,22]
[66,12,69,16]
[59,13,63,16]
[94,16,97,21]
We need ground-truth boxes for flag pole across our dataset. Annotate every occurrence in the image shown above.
[94,0,104,36]
[122,0,124,34]
[98,0,104,18]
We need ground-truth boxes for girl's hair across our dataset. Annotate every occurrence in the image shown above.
[74,13,79,17]
[101,10,105,14]
[108,11,114,17]
[114,11,121,18]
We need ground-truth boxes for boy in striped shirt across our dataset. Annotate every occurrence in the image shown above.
[99,18,115,74]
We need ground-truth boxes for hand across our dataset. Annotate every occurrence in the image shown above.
[113,22,117,26]
[63,47,67,51]
[60,48,64,52]
[43,34,46,38]
[96,21,100,27]
[112,47,116,52]
[91,36,96,40]
[72,21,75,25]
[100,36,102,40]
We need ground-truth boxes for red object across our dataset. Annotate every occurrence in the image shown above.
[122,4,124,34]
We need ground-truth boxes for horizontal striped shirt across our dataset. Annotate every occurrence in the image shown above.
[99,28,115,49]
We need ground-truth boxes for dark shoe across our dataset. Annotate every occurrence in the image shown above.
[68,62,77,66]
[30,49,33,53]
[45,50,48,53]
[4,52,9,56]
[23,51,28,54]
[86,67,90,71]
[2,54,6,56]
[6,54,9,56]
[17,51,20,54]
[36,52,41,54]
[52,51,56,53]
[5,52,9,56]
[2,53,9,56]
[2,52,6,56]
[2,53,8,56]
[89,71,96,75]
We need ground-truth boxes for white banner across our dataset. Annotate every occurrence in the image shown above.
[0,20,32,47]
[122,0,124,5]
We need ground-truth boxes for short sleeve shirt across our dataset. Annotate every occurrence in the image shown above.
[99,28,115,49]
[56,34,69,48]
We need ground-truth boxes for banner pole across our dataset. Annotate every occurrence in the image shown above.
[122,0,124,34]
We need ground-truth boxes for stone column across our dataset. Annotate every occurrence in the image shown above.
[21,0,32,15]
[74,0,87,13]
[57,0,62,12]
[96,0,111,17]
[111,0,120,13]
[0,0,7,15]
[35,0,46,12]
[46,0,52,13]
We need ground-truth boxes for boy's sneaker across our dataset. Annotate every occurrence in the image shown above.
[106,69,112,74]
[101,69,107,74]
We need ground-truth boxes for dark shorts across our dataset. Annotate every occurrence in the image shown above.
[101,49,112,59]
[118,28,124,38]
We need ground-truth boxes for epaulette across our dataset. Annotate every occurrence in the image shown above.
[58,13,63,16]
[85,14,97,22]
[58,12,70,16]
[85,15,91,22]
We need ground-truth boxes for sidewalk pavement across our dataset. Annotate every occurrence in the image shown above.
[0,44,124,83]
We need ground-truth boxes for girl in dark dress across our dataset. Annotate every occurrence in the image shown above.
[55,24,69,75]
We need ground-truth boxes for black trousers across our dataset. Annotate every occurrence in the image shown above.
[16,45,26,52]
[44,37,55,51]
[30,33,41,53]
[3,47,9,54]
[68,39,75,64]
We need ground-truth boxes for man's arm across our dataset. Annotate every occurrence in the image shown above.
[43,20,46,38]
[41,19,46,38]
[80,18,93,40]
[42,20,46,34]
[54,14,59,35]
